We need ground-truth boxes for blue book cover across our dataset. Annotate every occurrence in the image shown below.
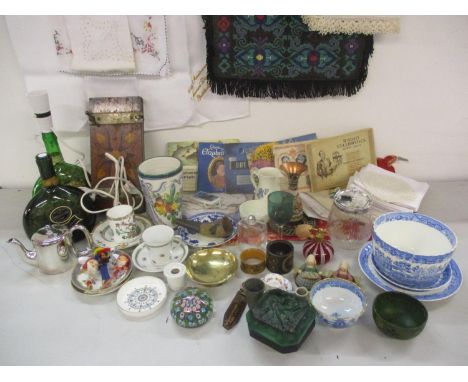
[197,142,226,193]
[224,133,317,194]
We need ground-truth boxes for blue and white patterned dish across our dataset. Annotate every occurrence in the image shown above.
[359,242,463,301]
[371,253,452,292]
[372,212,457,289]
[176,212,237,248]
[310,278,367,329]
[116,276,167,319]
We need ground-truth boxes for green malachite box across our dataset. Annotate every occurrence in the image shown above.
[246,289,316,353]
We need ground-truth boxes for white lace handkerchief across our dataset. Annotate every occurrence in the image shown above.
[65,16,136,73]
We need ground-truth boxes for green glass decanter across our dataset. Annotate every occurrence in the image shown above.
[28,91,89,196]
[23,153,96,239]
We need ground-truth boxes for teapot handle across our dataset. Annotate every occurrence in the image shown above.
[66,225,95,258]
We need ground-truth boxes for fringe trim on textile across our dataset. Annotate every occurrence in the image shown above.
[301,16,400,35]
[202,16,374,99]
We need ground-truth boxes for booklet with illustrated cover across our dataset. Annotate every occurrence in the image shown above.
[305,128,376,192]
[197,142,226,193]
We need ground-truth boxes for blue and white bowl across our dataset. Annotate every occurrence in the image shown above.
[310,278,366,329]
[372,212,457,290]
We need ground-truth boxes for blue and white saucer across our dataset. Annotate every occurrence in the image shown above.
[175,212,237,248]
[358,242,463,301]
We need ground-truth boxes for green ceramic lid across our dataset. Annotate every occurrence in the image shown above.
[170,287,214,328]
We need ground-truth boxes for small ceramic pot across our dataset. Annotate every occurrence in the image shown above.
[163,262,186,291]
[138,156,183,227]
[266,240,294,274]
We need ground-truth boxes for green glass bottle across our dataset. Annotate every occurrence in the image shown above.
[29,91,89,196]
[23,153,96,239]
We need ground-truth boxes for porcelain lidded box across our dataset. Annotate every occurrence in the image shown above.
[170,287,214,328]
[372,212,457,289]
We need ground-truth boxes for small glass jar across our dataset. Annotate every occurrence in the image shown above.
[328,188,372,251]
[237,215,267,253]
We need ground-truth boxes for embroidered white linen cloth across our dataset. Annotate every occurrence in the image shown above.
[5,15,249,132]
[54,16,169,76]
[64,16,136,73]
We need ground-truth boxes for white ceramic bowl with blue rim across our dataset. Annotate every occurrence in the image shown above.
[310,278,367,329]
[138,156,183,227]
[372,212,457,290]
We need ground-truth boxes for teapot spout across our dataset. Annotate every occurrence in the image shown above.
[7,238,37,264]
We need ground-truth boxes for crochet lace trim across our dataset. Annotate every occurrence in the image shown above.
[302,16,400,35]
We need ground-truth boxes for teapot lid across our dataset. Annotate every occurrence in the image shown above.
[31,225,66,246]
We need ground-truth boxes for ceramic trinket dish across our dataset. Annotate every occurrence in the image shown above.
[246,289,316,353]
[186,248,238,287]
[116,276,167,319]
[372,212,457,290]
[176,212,237,248]
[170,288,214,328]
[373,291,428,339]
[358,242,463,301]
[262,273,293,292]
[92,215,152,250]
[71,248,132,296]
[295,255,323,290]
[310,278,366,328]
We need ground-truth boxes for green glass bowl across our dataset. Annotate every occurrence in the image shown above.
[372,291,428,340]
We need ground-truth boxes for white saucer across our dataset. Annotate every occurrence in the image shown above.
[116,276,167,319]
[92,215,152,250]
[132,236,189,273]
[358,242,463,301]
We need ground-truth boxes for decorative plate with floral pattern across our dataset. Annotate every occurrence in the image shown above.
[170,287,214,328]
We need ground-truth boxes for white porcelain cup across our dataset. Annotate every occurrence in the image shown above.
[163,262,186,291]
[106,204,137,243]
[142,225,180,267]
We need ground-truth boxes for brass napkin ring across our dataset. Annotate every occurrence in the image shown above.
[240,248,266,274]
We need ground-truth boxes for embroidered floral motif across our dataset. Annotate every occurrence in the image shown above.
[131,16,159,59]
[53,30,72,56]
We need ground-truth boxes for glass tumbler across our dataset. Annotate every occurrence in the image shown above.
[328,188,372,251]
[238,215,267,253]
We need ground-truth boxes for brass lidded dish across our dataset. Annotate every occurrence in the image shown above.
[186,248,238,287]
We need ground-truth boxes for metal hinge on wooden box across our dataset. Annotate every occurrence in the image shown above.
[87,96,145,210]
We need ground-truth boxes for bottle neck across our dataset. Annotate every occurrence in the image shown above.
[41,131,64,165]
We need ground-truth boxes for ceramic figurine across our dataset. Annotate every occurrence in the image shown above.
[295,255,323,290]
[302,227,334,265]
[332,261,356,283]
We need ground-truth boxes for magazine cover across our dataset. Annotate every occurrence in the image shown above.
[305,128,376,192]
[224,133,317,194]
[197,142,226,193]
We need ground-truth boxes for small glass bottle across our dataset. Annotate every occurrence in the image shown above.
[23,153,96,239]
[28,91,89,196]
[237,215,267,253]
[328,188,372,251]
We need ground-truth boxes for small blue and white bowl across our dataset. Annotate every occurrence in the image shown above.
[310,278,367,329]
[372,212,457,290]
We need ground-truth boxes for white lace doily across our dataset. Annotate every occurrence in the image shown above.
[302,16,400,35]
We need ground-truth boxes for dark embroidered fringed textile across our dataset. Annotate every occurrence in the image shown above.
[203,16,374,99]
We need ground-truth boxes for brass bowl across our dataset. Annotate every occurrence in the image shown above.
[186,248,238,287]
